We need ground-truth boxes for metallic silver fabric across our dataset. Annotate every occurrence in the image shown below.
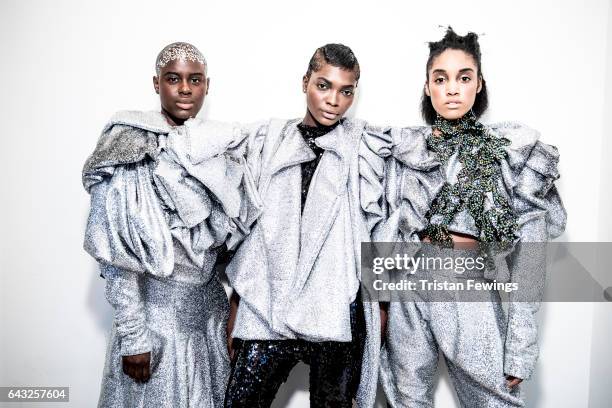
[225,118,392,407]
[370,126,445,243]
[84,111,261,278]
[99,266,229,408]
[380,257,524,407]
[83,111,262,407]
[379,122,567,407]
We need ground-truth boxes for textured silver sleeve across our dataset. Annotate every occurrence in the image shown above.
[504,135,567,380]
[101,264,151,357]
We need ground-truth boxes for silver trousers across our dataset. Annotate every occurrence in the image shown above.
[380,268,524,408]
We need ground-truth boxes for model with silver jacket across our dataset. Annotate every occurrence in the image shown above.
[378,28,566,407]
[223,44,403,408]
[83,43,261,408]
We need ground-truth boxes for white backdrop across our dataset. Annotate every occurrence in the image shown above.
[1,0,611,407]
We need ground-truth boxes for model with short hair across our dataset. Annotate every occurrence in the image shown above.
[378,28,567,407]
[83,42,260,408]
[223,43,391,407]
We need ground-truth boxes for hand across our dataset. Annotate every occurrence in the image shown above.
[506,375,523,389]
[227,291,240,361]
[122,352,151,383]
[380,302,389,345]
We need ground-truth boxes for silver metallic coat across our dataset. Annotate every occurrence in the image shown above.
[378,122,567,406]
[83,111,261,407]
[225,118,394,407]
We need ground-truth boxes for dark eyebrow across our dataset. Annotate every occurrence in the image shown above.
[315,77,332,85]
[458,68,475,74]
[163,72,205,77]
[431,69,447,76]
[315,76,355,89]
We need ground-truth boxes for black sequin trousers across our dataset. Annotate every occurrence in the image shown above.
[224,297,366,408]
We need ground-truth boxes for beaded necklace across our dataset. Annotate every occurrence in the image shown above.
[423,111,518,246]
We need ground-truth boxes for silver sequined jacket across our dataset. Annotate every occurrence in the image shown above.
[225,118,396,407]
[378,122,567,380]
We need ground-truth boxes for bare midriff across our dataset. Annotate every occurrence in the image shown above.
[422,231,479,250]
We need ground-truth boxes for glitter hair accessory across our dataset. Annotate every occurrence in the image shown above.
[155,42,206,75]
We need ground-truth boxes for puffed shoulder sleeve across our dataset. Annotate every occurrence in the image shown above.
[83,125,174,277]
[224,154,264,250]
[222,121,267,249]
[496,122,567,241]
[82,111,165,191]
[491,122,567,380]
[359,125,393,234]
[239,120,271,186]
[372,126,444,242]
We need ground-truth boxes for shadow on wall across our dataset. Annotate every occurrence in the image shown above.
[86,262,114,403]
[87,263,114,335]
[521,302,547,408]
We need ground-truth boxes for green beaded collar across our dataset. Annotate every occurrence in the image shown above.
[423,111,518,246]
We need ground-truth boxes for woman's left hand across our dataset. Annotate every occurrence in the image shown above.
[506,375,523,389]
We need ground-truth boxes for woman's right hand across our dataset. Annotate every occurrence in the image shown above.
[122,352,151,383]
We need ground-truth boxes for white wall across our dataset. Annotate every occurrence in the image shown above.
[588,2,612,407]
[0,0,610,407]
